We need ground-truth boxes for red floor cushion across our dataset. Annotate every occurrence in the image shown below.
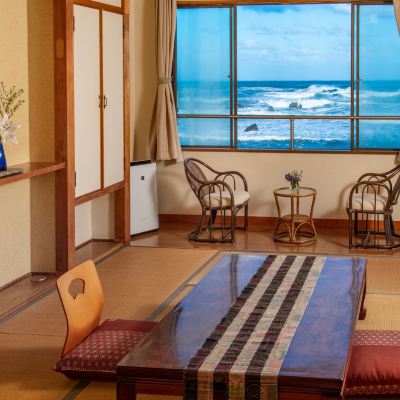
[54,319,156,380]
[345,330,400,396]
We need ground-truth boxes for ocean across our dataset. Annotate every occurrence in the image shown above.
[177,81,400,150]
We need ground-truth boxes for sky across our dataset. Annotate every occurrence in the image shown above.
[177,4,400,82]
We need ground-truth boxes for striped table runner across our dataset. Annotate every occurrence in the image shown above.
[184,255,326,400]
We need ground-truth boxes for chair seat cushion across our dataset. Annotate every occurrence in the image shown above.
[202,190,250,208]
[54,319,156,380]
[345,330,400,396]
[349,193,387,211]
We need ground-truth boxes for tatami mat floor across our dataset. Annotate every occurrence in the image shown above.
[0,247,219,400]
[1,243,400,399]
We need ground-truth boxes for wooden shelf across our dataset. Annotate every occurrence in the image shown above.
[0,162,66,187]
[75,181,125,206]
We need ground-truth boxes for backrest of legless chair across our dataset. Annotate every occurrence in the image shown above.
[56,260,104,356]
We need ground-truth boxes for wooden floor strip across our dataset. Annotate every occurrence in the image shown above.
[61,381,91,400]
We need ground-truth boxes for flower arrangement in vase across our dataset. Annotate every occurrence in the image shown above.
[285,170,303,190]
[0,82,25,171]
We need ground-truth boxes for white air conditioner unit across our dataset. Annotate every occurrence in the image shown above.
[130,161,159,235]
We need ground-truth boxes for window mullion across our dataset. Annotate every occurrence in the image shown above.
[356,4,360,150]
[351,3,355,151]
[233,5,238,150]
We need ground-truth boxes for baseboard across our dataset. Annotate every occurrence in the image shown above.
[0,272,32,292]
[159,214,400,230]
[0,273,57,324]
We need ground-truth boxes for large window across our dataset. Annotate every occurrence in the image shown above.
[175,3,400,151]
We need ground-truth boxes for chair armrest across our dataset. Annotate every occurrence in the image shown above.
[215,171,248,191]
[357,173,394,191]
[355,175,393,194]
[348,181,391,210]
[358,172,388,182]
[198,180,235,208]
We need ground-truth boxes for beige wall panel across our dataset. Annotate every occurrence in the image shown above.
[0,181,31,287]
[101,0,122,6]
[30,175,56,273]
[75,202,93,247]
[75,195,115,246]
[0,0,31,287]
[92,194,115,239]
[27,0,54,163]
[157,152,400,220]
[27,0,56,274]
[132,0,157,161]
[0,0,30,165]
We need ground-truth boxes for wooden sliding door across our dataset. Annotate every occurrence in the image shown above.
[54,0,131,271]
[103,11,124,189]
[73,5,101,198]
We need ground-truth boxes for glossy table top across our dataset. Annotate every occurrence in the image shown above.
[117,254,366,392]
[274,187,317,197]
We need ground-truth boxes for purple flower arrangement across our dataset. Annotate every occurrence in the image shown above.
[285,170,303,190]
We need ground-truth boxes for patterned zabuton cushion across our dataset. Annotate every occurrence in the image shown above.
[54,319,156,379]
[345,330,400,396]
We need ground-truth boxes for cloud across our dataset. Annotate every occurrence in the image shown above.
[236,4,352,79]
[240,39,264,50]
[329,4,352,14]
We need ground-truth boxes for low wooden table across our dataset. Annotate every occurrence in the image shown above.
[273,187,317,244]
[117,254,366,400]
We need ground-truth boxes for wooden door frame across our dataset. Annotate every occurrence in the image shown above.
[115,11,131,245]
[53,0,131,273]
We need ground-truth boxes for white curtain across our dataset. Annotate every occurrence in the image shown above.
[395,0,400,33]
[149,0,183,162]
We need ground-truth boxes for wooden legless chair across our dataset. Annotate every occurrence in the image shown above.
[57,260,105,356]
[54,260,156,379]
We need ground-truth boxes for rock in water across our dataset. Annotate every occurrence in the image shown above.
[245,123,259,132]
[289,102,302,109]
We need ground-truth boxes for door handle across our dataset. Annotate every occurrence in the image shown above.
[103,95,108,109]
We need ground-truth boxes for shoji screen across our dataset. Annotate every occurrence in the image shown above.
[73,6,101,198]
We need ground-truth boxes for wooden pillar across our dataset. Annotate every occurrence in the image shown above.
[115,9,131,245]
[54,0,76,272]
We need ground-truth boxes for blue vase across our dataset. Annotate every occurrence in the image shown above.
[0,142,7,171]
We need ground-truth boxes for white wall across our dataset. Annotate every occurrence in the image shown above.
[157,151,400,220]
[75,194,115,247]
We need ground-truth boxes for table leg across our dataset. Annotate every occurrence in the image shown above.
[359,276,367,321]
[117,377,136,400]
[290,197,295,242]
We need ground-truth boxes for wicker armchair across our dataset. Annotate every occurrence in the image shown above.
[347,165,400,249]
[184,158,249,243]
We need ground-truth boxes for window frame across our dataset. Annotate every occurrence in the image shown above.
[174,1,400,154]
